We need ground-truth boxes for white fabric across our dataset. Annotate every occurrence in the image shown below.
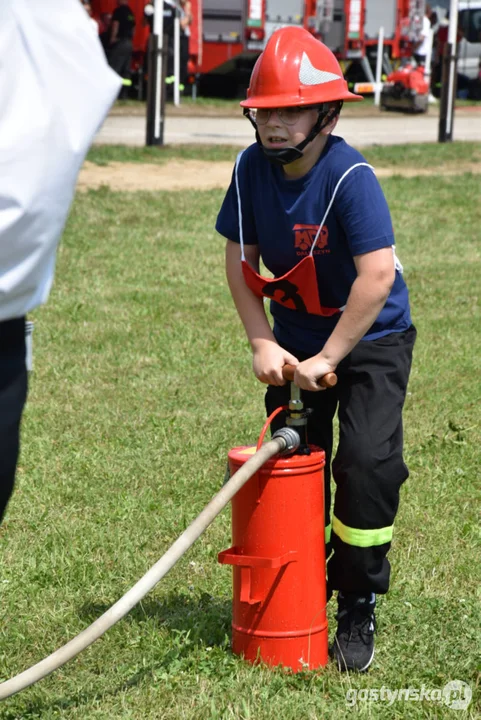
[0,0,121,322]
[234,150,247,261]
[416,15,432,57]
[393,246,404,274]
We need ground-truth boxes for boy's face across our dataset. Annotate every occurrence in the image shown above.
[252,104,339,175]
[255,106,320,151]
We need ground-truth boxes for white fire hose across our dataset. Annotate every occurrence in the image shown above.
[0,429,300,701]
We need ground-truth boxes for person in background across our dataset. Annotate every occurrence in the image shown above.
[163,1,177,94]
[99,12,113,56]
[143,1,176,92]
[414,3,432,66]
[0,0,120,526]
[179,0,192,89]
[144,1,189,94]
[433,13,473,99]
[109,0,136,96]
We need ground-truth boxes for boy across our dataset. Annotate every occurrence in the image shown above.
[215,26,416,672]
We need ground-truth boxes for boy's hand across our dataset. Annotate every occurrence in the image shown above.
[252,340,299,386]
[294,355,337,392]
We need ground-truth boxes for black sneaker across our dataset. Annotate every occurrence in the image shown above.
[330,592,376,672]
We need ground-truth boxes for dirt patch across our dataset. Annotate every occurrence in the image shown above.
[77,159,481,192]
[77,160,233,192]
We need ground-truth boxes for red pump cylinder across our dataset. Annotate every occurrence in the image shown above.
[218,445,328,671]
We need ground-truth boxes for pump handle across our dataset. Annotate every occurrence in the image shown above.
[282,364,338,389]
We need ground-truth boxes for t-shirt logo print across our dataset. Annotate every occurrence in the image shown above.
[293,224,329,254]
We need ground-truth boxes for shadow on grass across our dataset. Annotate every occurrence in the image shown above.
[4,592,232,719]
[79,589,232,647]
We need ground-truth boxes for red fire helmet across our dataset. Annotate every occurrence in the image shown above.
[241,26,363,108]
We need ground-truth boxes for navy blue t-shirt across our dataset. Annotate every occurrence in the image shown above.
[216,135,411,355]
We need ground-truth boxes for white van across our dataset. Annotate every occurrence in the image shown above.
[433,0,481,80]
[458,1,481,80]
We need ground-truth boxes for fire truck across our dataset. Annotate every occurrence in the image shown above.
[90,0,266,95]
[307,1,427,83]
[91,0,428,94]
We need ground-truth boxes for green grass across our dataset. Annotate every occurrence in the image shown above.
[111,96,481,117]
[86,143,241,166]
[115,97,243,111]
[362,140,481,168]
[0,144,480,718]
[86,140,481,169]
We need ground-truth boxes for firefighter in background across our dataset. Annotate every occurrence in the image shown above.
[109,0,136,95]
[163,0,191,92]
[99,11,113,56]
[216,27,416,673]
[179,0,192,88]
[163,1,177,91]
[143,2,177,93]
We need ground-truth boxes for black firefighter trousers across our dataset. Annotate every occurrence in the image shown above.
[0,318,28,523]
[266,325,416,595]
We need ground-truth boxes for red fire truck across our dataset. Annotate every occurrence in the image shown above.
[90,1,426,93]
[306,1,426,83]
[90,0,267,95]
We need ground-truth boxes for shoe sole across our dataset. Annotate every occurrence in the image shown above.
[358,646,374,673]
[329,641,375,673]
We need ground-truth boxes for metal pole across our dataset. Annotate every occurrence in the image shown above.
[146,1,165,146]
[174,3,180,106]
[438,0,459,142]
[374,26,384,106]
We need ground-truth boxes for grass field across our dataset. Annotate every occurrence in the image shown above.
[110,97,481,118]
[0,143,480,719]
[86,139,481,168]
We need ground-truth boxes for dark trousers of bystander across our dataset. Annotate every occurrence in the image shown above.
[266,325,416,596]
[413,53,427,67]
[0,318,28,523]
[180,34,189,86]
[108,38,133,80]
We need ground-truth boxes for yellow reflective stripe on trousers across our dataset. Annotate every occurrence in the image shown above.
[325,523,332,544]
[332,515,393,547]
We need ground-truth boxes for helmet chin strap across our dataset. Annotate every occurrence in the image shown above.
[244,103,342,166]
[259,137,304,166]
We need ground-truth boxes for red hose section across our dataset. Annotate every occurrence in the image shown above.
[256,406,289,451]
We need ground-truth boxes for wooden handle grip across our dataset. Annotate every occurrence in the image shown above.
[282,364,338,389]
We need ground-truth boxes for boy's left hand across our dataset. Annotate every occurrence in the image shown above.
[294,356,337,392]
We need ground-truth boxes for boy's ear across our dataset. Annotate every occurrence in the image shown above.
[321,114,340,136]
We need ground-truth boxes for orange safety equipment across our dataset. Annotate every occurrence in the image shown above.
[240,27,362,166]
[241,26,362,109]
[219,445,328,671]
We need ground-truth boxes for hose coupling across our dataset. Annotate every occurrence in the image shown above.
[272,427,301,456]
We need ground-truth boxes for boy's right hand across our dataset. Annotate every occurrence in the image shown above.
[252,340,299,386]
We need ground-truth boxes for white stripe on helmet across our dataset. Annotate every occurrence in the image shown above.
[299,52,341,86]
